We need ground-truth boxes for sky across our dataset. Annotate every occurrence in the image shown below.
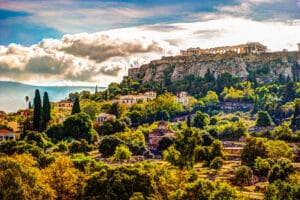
[0,0,300,86]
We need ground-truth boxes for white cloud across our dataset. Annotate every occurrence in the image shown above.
[0,17,299,86]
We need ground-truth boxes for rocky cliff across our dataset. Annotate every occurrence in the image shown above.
[128,51,300,83]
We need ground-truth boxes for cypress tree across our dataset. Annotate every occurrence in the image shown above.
[283,81,295,103]
[71,97,81,115]
[33,89,41,131]
[95,85,98,94]
[291,99,300,130]
[41,92,51,131]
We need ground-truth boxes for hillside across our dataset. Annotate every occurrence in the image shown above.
[128,51,300,83]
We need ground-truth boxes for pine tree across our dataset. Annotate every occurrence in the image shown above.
[41,92,51,131]
[71,97,81,115]
[33,89,41,131]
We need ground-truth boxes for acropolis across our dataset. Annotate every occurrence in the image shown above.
[180,42,267,56]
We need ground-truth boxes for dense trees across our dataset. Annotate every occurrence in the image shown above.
[256,110,274,127]
[164,127,203,169]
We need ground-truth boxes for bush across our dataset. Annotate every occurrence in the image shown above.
[210,157,224,169]
[234,165,253,186]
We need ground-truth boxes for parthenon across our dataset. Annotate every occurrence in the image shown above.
[180,42,267,56]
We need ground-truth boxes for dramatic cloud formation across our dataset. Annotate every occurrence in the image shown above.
[0,0,299,86]
[0,17,299,86]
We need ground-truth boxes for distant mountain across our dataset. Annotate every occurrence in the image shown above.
[0,81,104,113]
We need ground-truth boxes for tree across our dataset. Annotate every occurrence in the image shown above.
[163,128,202,169]
[113,144,132,161]
[210,182,237,200]
[33,89,41,131]
[254,157,271,177]
[42,156,84,200]
[210,157,224,169]
[256,110,274,127]
[0,154,55,200]
[291,98,300,130]
[71,97,81,115]
[241,137,268,167]
[68,139,93,154]
[283,81,296,103]
[268,158,294,183]
[98,136,124,157]
[45,123,65,142]
[182,178,214,200]
[63,112,95,142]
[193,111,210,129]
[234,165,253,187]
[265,180,293,200]
[41,92,51,131]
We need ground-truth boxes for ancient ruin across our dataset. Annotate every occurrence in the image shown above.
[180,42,267,56]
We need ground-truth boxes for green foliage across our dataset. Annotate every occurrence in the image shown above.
[41,92,51,131]
[33,89,41,131]
[268,158,294,183]
[291,98,300,130]
[210,182,237,200]
[241,137,268,167]
[24,130,51,149]
[283,81,296,103]
[254,157,271,177]
[256,110,274,127]
[83,165,155,200]
[210,157,224,169]
[157,137,174,154]
[0,154,55,200]
[53,141,68,152]
[63,112,95,142]
[98,135,124,157]
[68,139,94,154]
[193,111,210,129]
[265,180,294,200]
[163,128,202,169]
[113,144,132,161]
[234,165,253,186]
[218,120,248,140]
[71,96,81,115]
[99,118,127,135]
[81,100,101,120]
[45,123,65,142]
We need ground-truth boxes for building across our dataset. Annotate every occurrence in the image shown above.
[0,129,16,141]
[176,91,189,105]
[96,113,116,124]
[180,42,267,56]
[147,121,175,154]
[112,91,157,105]
[54,100,73,113]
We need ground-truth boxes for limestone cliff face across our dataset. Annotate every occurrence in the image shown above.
[128,51,299,83]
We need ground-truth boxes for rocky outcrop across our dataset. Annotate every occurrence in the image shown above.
[128,51,299,83]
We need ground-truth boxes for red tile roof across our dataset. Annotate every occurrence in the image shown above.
[0,129,14,135]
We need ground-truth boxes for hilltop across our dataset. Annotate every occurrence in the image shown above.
[128,47,300,84]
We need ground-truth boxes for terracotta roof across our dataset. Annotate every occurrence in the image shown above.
[0,129,14,135]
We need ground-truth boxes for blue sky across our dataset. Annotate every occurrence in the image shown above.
[0,0,300,86]
[1,0,299,45]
